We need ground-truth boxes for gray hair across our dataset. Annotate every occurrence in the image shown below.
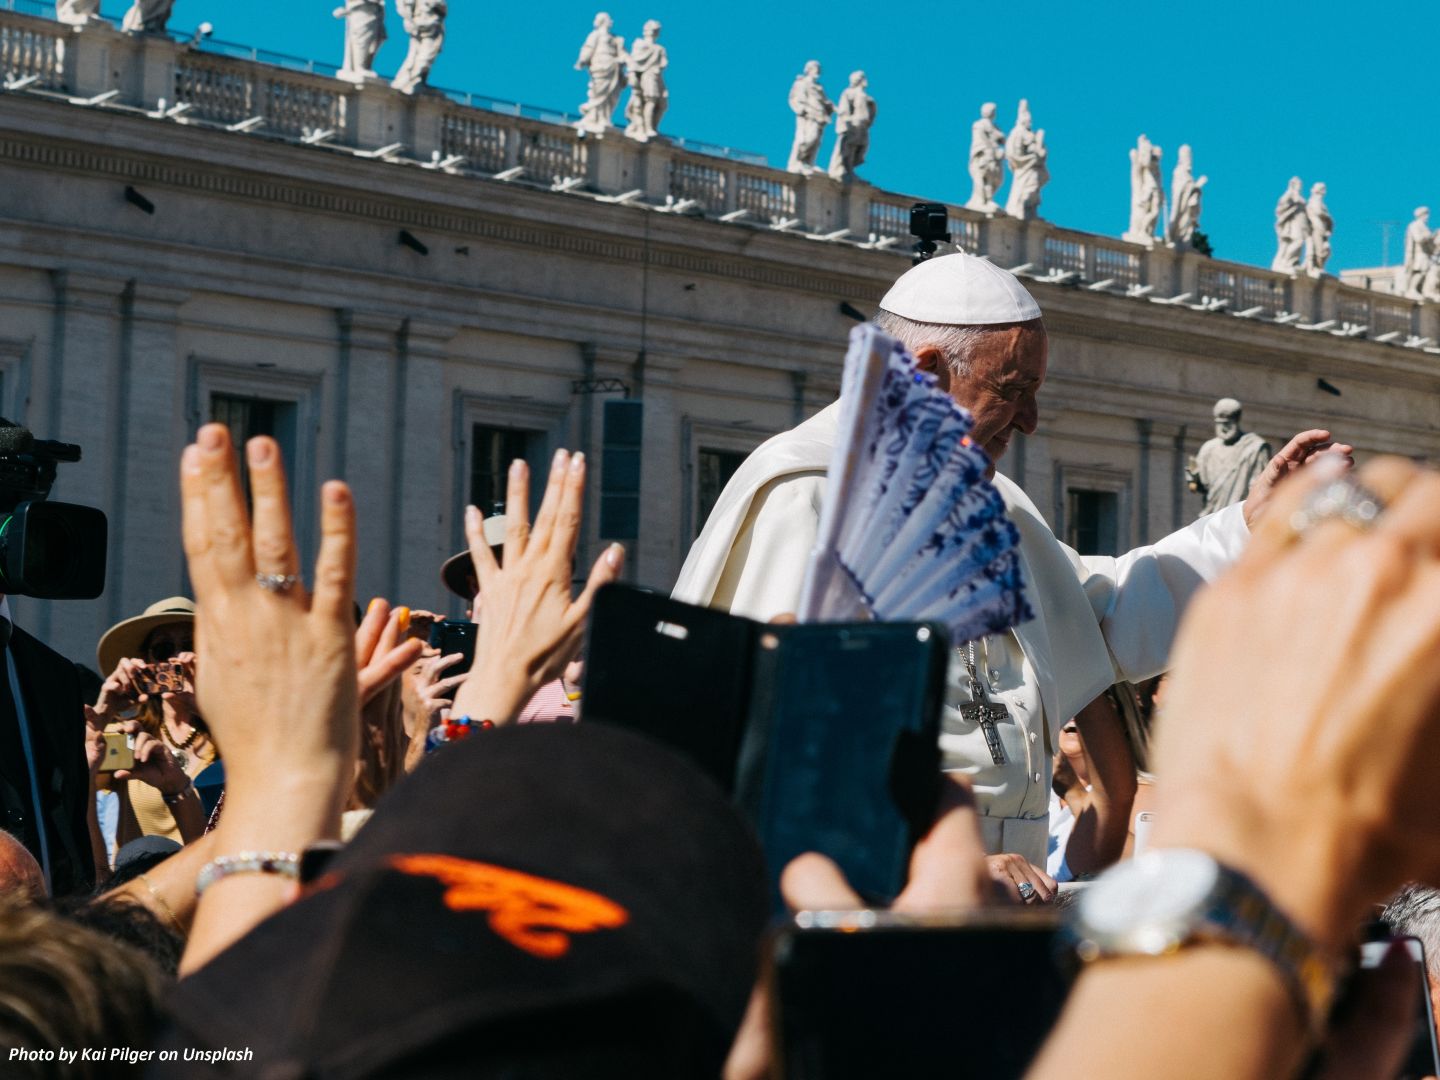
[1381,884,1440,980]
[873,309,1035,380]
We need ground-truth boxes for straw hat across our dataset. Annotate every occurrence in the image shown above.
[96,596,196,676]
[439,515,507,600]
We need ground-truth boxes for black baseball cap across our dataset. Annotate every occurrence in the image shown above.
[153,723,768,1078]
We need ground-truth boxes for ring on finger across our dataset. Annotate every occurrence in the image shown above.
[256,573,300,593]
[1288,475,1384,539]
[1017,881,1036,902]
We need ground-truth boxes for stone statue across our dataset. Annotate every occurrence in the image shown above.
[965,103,1005,213]
[56,0,103,25]
[391,0,446,94]
[121,0,173,33]
[623,20,668,143]
[1186,399,1273,518]
[787,61,835,175]
[1123,134,1163,246]
[1271,176,1310,274]
[827,71,876,182]
[574,13,628,134]
[334,0,386,80]
[1425,233,1440,303]
[1003,99,1048,220]
[1403,207,1434,300]
[1165,144,1207,247]
[1303,182,1333,277]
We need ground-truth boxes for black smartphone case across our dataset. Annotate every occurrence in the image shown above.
[582,585,948,905]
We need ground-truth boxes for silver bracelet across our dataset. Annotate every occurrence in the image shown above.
[195,851,300,895]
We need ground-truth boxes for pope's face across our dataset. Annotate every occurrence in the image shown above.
[929,323,1048,471]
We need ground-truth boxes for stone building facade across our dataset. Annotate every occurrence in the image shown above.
[3,9,1440,664]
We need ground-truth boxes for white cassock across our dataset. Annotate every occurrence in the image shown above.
[673,400,1249,865]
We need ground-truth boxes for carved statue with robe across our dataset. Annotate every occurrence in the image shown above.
[623,20,668,142]
[56,0,103,25]
[1403,207,1434,300]
[965,102,1005,213]
[575,12,628,134]
[121,0,174,33]
[786,60,834,175]
[391,0,446,93]
[1165,144,1207,247]
[1124,134,1163,246]
[1186,399,1272,518]
[1003,99,1047,220]
[1303,182,1333,276]
[827,71,876,182]
[1271,177,1309,274]
[334,0,386,79]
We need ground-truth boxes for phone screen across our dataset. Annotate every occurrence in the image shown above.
[773,913,1074,1080]
[1358,938,1440,1080]
[744,623,947,907]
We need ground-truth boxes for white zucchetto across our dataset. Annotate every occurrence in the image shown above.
[879,253,1042,325]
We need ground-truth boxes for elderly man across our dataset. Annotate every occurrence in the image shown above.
[674,253,1344,866]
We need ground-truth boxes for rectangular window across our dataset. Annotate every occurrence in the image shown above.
[1066,489,1119,556]
[470,424,538,516]
[211,393,298,499]
[697,448,747,537]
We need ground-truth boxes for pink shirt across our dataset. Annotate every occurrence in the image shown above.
[515,679,577,724]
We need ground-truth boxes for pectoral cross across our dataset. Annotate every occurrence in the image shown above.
[960,642,1009,766]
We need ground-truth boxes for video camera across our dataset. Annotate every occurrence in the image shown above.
[0,421,107,599]
[909,202,951,264]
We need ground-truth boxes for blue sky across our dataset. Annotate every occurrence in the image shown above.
[152,0,1434,272]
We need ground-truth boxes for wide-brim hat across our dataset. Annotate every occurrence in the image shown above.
[155,723,768,1078]
[96,596,196,676]
[439,515,507,600]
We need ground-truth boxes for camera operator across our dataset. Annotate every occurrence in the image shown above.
[0,418,107,896]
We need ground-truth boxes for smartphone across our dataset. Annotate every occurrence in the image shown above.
[740,622,947,908]
[1133,810,1155,857]
[427,619,477,679]
[99,731,134,772]
[1358,937,1440,1080]
[772,911,1075,1080]
[149,662,186,694]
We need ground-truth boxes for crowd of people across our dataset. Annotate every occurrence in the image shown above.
[5,254,1440,1079]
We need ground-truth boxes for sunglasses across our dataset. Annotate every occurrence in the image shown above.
[143,636,193,663]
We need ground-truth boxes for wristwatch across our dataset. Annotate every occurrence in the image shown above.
[1069,849,1339,1033]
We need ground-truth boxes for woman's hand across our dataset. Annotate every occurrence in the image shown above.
[110,720,190,797]
[356,600,425,706]
[449,450,624,725]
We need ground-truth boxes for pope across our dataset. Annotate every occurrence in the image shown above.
[673,254,1350,866]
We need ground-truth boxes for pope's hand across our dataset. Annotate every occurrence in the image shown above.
[1242,429,1354,529]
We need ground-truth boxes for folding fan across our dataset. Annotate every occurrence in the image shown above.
[796,323,1033,646]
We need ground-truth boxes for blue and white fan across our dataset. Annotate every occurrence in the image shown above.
[796,323,1033,645]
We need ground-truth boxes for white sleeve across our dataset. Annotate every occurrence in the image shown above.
[1068,503,1250,682]
[710,472,825,623]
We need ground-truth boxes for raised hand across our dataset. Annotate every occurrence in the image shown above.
[449,450,624,726]
[1242,429,1355,529]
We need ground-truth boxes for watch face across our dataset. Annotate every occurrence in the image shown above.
[1079,850,1221,954]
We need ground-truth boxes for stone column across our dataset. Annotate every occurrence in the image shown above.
[335,309,404,597]
[627,349,682,588]
[979,213,1025,268]
[1419,301,1440,345]
[107,281,191,627]
[389,318,454,605]
[1146,245,1181,296]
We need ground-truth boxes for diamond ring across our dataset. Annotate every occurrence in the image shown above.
[1288,475,1383,538]
[255,573,300,593]
[1017,881,1036,901]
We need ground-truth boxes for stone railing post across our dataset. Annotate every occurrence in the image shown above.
[843,180,872,238]
[1144,245,1180,295]
[799,174,844,234]
[1418,301,1440,345]
[980,214,1024,268]
[344,77,407,151]
[63,20,125,100]
[408,90,448,162]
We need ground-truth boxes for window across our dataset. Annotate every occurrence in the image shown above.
[697,448,747,537]
[471,424,539,515]
[211,393,298,499]
[1066,489,1119,555]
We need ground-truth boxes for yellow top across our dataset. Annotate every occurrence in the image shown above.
[127,740,217,841]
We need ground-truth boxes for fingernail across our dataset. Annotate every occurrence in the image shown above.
[465,505,480,528]
[509,459,525,479]
[570,451,585,473]
[367,597,382,615]
[552,448,566,470]
[199,425,224,452]
[396,607,410,631]
[246,438,274,466]
[180,445,202,474]
[323,482,349,505]
[606,542,624,569]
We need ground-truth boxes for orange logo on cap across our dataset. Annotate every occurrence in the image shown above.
[388,854,629,959]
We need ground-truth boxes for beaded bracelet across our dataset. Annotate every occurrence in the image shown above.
[425,714,495,753]
[195,851,300,896]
